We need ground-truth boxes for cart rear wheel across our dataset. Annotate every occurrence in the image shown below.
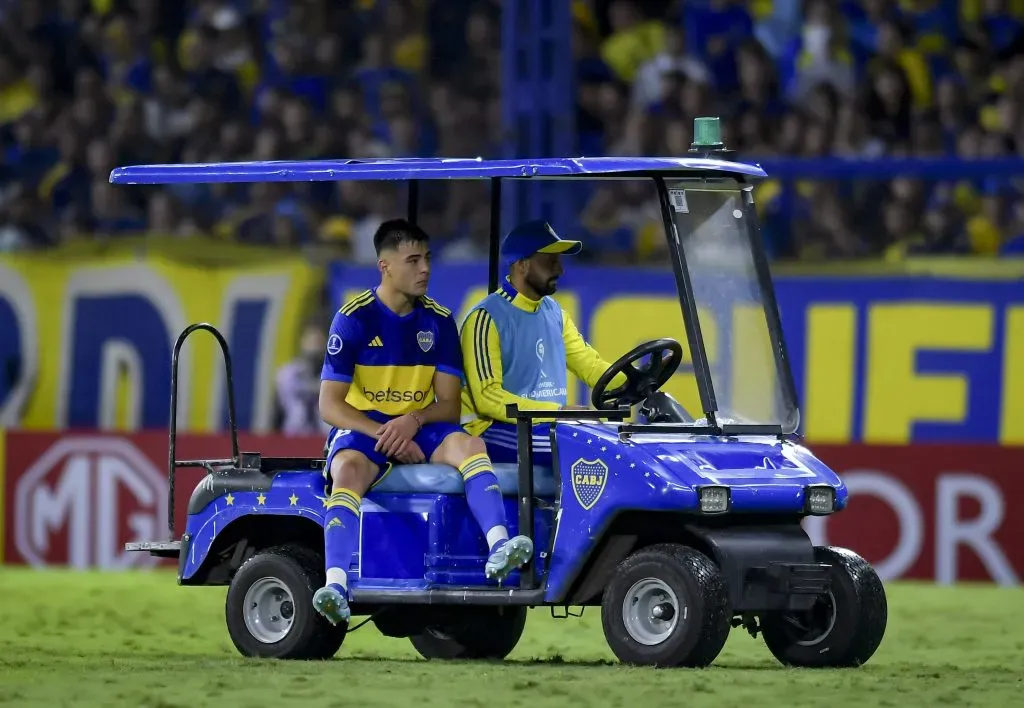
[408,606,527,660]
[225,544,347,660]
[760,546,887,668]
[601,544,730,667]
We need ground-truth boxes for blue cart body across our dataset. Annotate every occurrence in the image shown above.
[179,420,845,603]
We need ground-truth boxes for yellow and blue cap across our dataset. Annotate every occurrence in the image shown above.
[500,220,582,264]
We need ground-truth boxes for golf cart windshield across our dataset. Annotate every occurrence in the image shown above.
[664,179,798,433]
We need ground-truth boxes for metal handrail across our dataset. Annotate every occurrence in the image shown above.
[166,323,240,538]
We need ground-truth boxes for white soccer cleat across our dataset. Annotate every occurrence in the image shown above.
[312,584,351,626]
[484,535,534,583]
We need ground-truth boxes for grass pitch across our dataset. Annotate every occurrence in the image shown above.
[0,569,1021,708]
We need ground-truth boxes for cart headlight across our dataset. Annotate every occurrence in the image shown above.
[698,485,730,514]
[804,485,835,515]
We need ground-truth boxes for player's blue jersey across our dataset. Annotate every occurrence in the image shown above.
[321,289,463,416]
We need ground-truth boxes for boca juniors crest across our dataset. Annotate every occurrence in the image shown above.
[417,330,434,352]
[570,458,609,510]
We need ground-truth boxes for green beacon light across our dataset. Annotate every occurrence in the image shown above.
[690,116,725,152]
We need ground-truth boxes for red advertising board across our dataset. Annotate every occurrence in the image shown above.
[0,431,323,568]
[807,444,1024,586]
[2,430,1022,584]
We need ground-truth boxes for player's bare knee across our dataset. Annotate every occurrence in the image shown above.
[462,433,487,459]
[433,431,487,467]
[451,432,487,464]
[330,453,376,495]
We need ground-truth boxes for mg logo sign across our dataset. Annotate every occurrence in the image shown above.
[13,437,168,568]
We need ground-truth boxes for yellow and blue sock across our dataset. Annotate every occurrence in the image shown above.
[324,487,362,595]
[458,453,509,551]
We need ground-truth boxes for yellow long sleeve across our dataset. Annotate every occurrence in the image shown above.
[460,309,560,425]
[562,311,628,390]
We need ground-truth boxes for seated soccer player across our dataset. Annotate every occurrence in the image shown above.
[312,218,533,626]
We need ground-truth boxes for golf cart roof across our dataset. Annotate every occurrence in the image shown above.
[108,156,767,185]
[107,119,799,438]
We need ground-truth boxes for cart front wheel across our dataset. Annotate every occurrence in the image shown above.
[601,544,730,667]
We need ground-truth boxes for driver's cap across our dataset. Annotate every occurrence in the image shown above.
[500,220,582,264]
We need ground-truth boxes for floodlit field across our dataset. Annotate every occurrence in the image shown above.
[1,568,1021,708]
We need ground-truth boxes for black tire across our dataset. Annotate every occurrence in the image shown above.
[601,543,730,668]
[225,544,347,660]
[760,546,887,668]
[285,546,348,660]
[408,606,527,660]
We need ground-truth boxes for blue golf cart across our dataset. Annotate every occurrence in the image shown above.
[118,118,886,668]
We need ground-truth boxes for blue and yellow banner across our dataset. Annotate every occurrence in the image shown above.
[0,239,322,433]
[330,261,1024,445]
[2,241,1022,446]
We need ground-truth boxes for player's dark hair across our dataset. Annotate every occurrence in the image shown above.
[373,218,429,256]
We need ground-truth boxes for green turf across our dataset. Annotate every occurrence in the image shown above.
[0,568,1021,707]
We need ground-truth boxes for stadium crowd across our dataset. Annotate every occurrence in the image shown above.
[1,0,1023,261]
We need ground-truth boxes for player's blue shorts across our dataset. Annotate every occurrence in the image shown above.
[324,410,463,489]
[479,422,553,468]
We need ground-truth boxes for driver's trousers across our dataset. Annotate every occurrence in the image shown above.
[479,422,553,468]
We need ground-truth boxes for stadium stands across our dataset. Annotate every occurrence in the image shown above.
[1,0,1023,261]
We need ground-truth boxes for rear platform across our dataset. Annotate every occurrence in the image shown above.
[172,457,557,594]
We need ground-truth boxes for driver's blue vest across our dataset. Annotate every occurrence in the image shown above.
[470,286,569,407]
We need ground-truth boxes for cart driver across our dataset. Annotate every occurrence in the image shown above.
[459,220,627,467]
[313,219,533,626]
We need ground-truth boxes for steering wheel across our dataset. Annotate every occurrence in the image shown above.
[591,338,684,410]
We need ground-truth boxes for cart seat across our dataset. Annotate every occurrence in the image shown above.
[372,463,557,497]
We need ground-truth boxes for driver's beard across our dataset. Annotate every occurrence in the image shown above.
[528,272,557,297]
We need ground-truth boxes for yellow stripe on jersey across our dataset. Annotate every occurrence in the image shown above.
[340,289,374,315]
[420,295,451,317]
[347,363,436,416]
[458,305,625,433]
[459,308,559,432]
